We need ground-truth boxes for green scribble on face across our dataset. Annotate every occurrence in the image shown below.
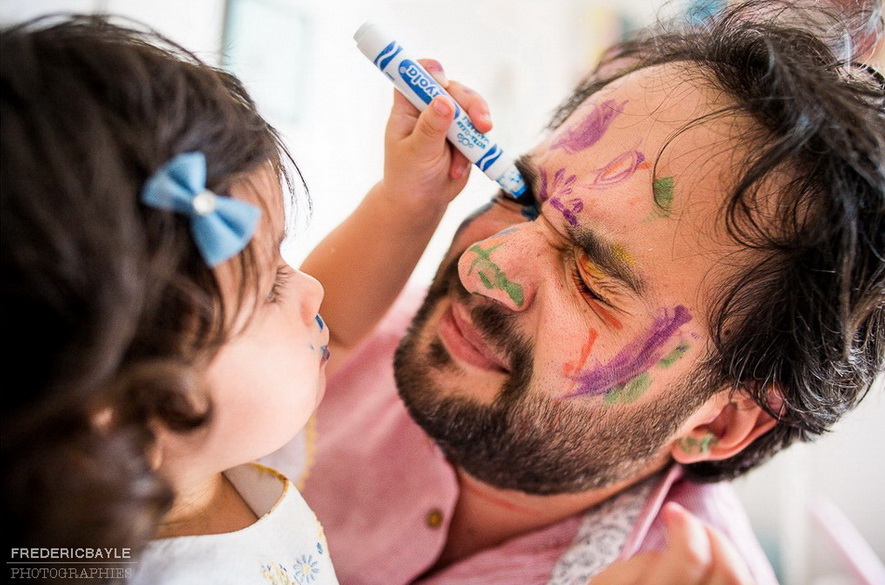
[677,433,718,454]
[652,176,675,218]
[604,372,652,404]
[658,342,690,368]
[468,243,525,307]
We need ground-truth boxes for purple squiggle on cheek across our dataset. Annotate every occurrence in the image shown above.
[551,99,628,154]
[567,306,692,398]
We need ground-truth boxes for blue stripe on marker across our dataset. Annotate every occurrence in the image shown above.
[376,42,402,70]
[477,145,502,171]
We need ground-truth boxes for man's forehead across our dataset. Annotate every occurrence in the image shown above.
[560,64,729,143]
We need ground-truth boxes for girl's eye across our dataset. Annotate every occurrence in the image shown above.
[266,266,291,303]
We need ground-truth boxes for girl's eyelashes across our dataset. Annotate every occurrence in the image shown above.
[266,265,292,303]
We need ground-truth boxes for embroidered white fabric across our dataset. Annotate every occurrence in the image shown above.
[546,477,655,585]
[130,463,338,585]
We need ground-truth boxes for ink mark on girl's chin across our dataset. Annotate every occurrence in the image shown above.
[550,99,628,154]
[320,345,331,363]
[315,315,325,331]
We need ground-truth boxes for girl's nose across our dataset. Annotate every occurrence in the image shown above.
[456,225,539,311]
[295,269,325,321]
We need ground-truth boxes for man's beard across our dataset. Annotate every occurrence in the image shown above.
[394,256,708,495]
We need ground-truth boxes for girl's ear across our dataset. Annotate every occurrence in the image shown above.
[670,390,780,464]
[93,406,164,470]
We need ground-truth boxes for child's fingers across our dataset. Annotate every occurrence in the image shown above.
[703,522,756,584]
[449,150,471,180]
[660,503,756,585]
[409,95,455,149]
[417,58,492,134]
[445,80,492,133]
[419,58,448,86]
[585,553,657,584]
[390,59,491,137]
[656,502,716,583]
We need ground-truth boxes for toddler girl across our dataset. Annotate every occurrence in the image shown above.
[0,14,488,585]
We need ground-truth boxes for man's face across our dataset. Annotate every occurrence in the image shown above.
[395,63,752,495]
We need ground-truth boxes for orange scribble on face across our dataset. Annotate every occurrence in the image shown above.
[578,255,605,280]
[591,300,623,330]
[563,329,599,395]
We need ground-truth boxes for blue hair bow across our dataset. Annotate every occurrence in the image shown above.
[141,152,261,267]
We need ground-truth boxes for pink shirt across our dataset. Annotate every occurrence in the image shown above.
[295,291,779,585]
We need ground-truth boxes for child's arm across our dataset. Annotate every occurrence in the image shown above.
[301,60,491,362]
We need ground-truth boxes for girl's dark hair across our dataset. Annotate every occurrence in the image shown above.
[1,14,302,573]
[550,0,884,482]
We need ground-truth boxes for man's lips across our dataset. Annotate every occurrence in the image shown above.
[438,301,510,373]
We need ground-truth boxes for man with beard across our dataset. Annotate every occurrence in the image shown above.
[280,1,884,583]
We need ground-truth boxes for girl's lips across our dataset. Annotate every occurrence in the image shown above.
[438,302,510,373]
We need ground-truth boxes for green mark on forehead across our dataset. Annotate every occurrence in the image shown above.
[652,176,676,218]
[468,243,525,307]
[604,372,652,404]
[658,342,690,368]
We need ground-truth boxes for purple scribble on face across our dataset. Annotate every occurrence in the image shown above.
[588,150,647,189]
[567,306,692,398]
[539,167,581,226]
[551,99,628,154]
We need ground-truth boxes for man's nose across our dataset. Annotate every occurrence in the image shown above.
[457,225,539,311]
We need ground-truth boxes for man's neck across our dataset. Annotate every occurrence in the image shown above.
[435,467,657,568]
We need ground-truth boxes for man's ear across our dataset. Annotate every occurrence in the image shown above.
[671,390,780,464]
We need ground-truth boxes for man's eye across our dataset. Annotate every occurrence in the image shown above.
[571,267,608,305]
[572,253,614,307]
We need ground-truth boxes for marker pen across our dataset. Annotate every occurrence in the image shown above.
[354,22,528,199]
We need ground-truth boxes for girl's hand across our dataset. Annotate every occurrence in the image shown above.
[588,503,757,585]
[378,59,491,222]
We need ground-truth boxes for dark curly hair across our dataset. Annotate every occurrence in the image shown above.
[1,14,302,581]
[549,0,884,482]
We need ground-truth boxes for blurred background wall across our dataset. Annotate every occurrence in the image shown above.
[1,1,882,583]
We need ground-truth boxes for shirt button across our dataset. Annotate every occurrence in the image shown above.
[425,508,444,529]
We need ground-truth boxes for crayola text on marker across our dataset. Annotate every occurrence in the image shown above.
[354,22,527,199]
